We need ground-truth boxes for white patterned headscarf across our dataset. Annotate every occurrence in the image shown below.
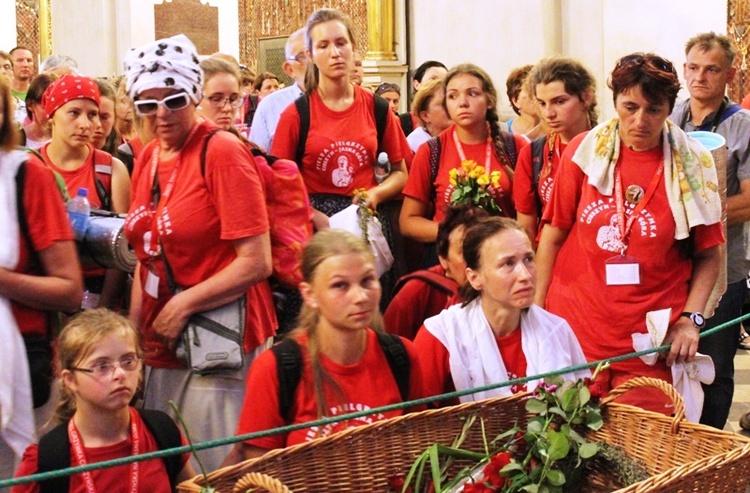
[124,34,203,103]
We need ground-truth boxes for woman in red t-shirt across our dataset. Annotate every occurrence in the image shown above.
[513,58,597,243]
[13,309,194,493]
[226,230,423,463]
[39,74,131,309]
[535,53,724,414]
[413,217,589,405]
[400,64,526,251]
[271,8,409,229]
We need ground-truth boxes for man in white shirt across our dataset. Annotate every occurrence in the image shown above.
[250,28,306,152]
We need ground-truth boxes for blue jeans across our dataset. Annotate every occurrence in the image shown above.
[699,279,746,429]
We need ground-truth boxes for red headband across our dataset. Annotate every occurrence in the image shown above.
[42,74,101,119]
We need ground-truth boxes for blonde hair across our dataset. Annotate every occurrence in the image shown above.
[0,77,17,151]
[290,229,380,420]
[200,57,242,87]
[411,78,444,128]
[54,309,142,423]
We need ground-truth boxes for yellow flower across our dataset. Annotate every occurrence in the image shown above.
[490,170,501,188]
[468,168,480,179]
[461,159,477,173]
[474,165,486,177]
[477,174,490,186]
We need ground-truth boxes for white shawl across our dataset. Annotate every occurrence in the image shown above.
[0,151,36,458]
[424,300,591,403]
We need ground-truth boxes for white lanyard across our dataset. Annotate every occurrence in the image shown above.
[68,407,140,493]
[452,126,493,173]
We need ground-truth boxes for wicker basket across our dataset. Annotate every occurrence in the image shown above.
[178,377,750,493]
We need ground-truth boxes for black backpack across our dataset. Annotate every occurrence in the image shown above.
[271,332,411,422]
[530,135,548,217]
[36,408,182,493]
[293,93,390,167]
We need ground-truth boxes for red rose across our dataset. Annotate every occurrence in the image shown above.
[387,474,412,493]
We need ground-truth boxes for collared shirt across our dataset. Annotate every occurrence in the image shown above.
[671,98,750,283]
[249,83,303,152]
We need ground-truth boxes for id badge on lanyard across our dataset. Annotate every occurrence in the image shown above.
[604,161,663,286]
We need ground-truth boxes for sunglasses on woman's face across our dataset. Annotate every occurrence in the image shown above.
[133,92,191,116]
[616,54,674,73]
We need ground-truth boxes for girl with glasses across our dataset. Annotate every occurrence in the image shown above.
[38,74,131,310]
[535,53,724,415]
[12,309,195,493]
[197,58,245,132]
[123,34,276,472]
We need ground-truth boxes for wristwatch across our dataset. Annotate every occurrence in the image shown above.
[680,311,705,329]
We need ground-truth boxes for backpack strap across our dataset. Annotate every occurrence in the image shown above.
[392,269,456,298]
[294,94,311,168]
[271,338,304,423]
[499,131,518,169]
[375,332,410,402]
[399,112,414,137]
[426,136,442,205]
[37,422,71,493]
[373,94,390,154]
[199,128,225,176]
[244,93,259,125]
[138,408,183,490]
[531,135,548,216]
[92,149,113,211]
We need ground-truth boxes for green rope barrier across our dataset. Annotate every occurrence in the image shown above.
[2,311,748,489]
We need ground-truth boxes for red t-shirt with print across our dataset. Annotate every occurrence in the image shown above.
[271,85,411,196]
[414,326,527,400]
[402,127,525,222]
[40,144,110,210]
[237,329,424,450]
[125,120,276,368]
[513,135,567,216]
[13,409,190,493]
[12,156,75,337]
[542,132,725,375]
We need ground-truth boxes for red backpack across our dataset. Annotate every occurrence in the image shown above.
[201,129,313,287]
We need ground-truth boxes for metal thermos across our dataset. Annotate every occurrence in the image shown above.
[78,211,136,273]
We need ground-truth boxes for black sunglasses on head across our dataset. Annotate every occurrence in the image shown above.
[616,53,674,73]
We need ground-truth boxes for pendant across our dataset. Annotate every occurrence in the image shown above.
[625,184,645,204]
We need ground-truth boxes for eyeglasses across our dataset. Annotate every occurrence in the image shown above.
[376,82,400,94]
[204,93,244,109]
[616,53,674,73]
[71,355,142,379]
[286,52,307,64]
[133,92,191,116]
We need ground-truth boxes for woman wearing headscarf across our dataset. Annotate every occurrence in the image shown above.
[123,34,276,471]
[535,53,724,416]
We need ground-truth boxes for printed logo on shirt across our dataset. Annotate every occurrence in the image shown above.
[539,176,554,206]
[507,372,526,394]
[579,198,658,253]
[304,402,386,442]
[315,141,369,188]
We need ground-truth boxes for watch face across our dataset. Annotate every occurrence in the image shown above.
[692,313,705,326]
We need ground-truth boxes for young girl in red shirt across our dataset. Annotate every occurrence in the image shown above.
[13,309,194,493]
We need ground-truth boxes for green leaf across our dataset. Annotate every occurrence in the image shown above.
[561,387,580,413]
[429,444,442,491]
[450,189,463,203]
[546,469,566,486]
[527,419,543,434]
[522,485,540,493]
[548,406,568,420]
[586,411,604,431]
[501,462,524,474]
[579,441,599,459]
[526,398,548,414]
[578,386,591,406]
[546,429,571,461]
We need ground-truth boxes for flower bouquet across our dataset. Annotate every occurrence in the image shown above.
[389,372,648,493]
[448,160,503,215]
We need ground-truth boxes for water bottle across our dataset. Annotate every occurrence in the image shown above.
[67,187,91,241]
[374,151,391,184]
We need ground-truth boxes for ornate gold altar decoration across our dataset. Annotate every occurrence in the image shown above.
[155,0,219,55]
[15,0,52,68]
[238,0,369,68]
[728,0,750,102]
